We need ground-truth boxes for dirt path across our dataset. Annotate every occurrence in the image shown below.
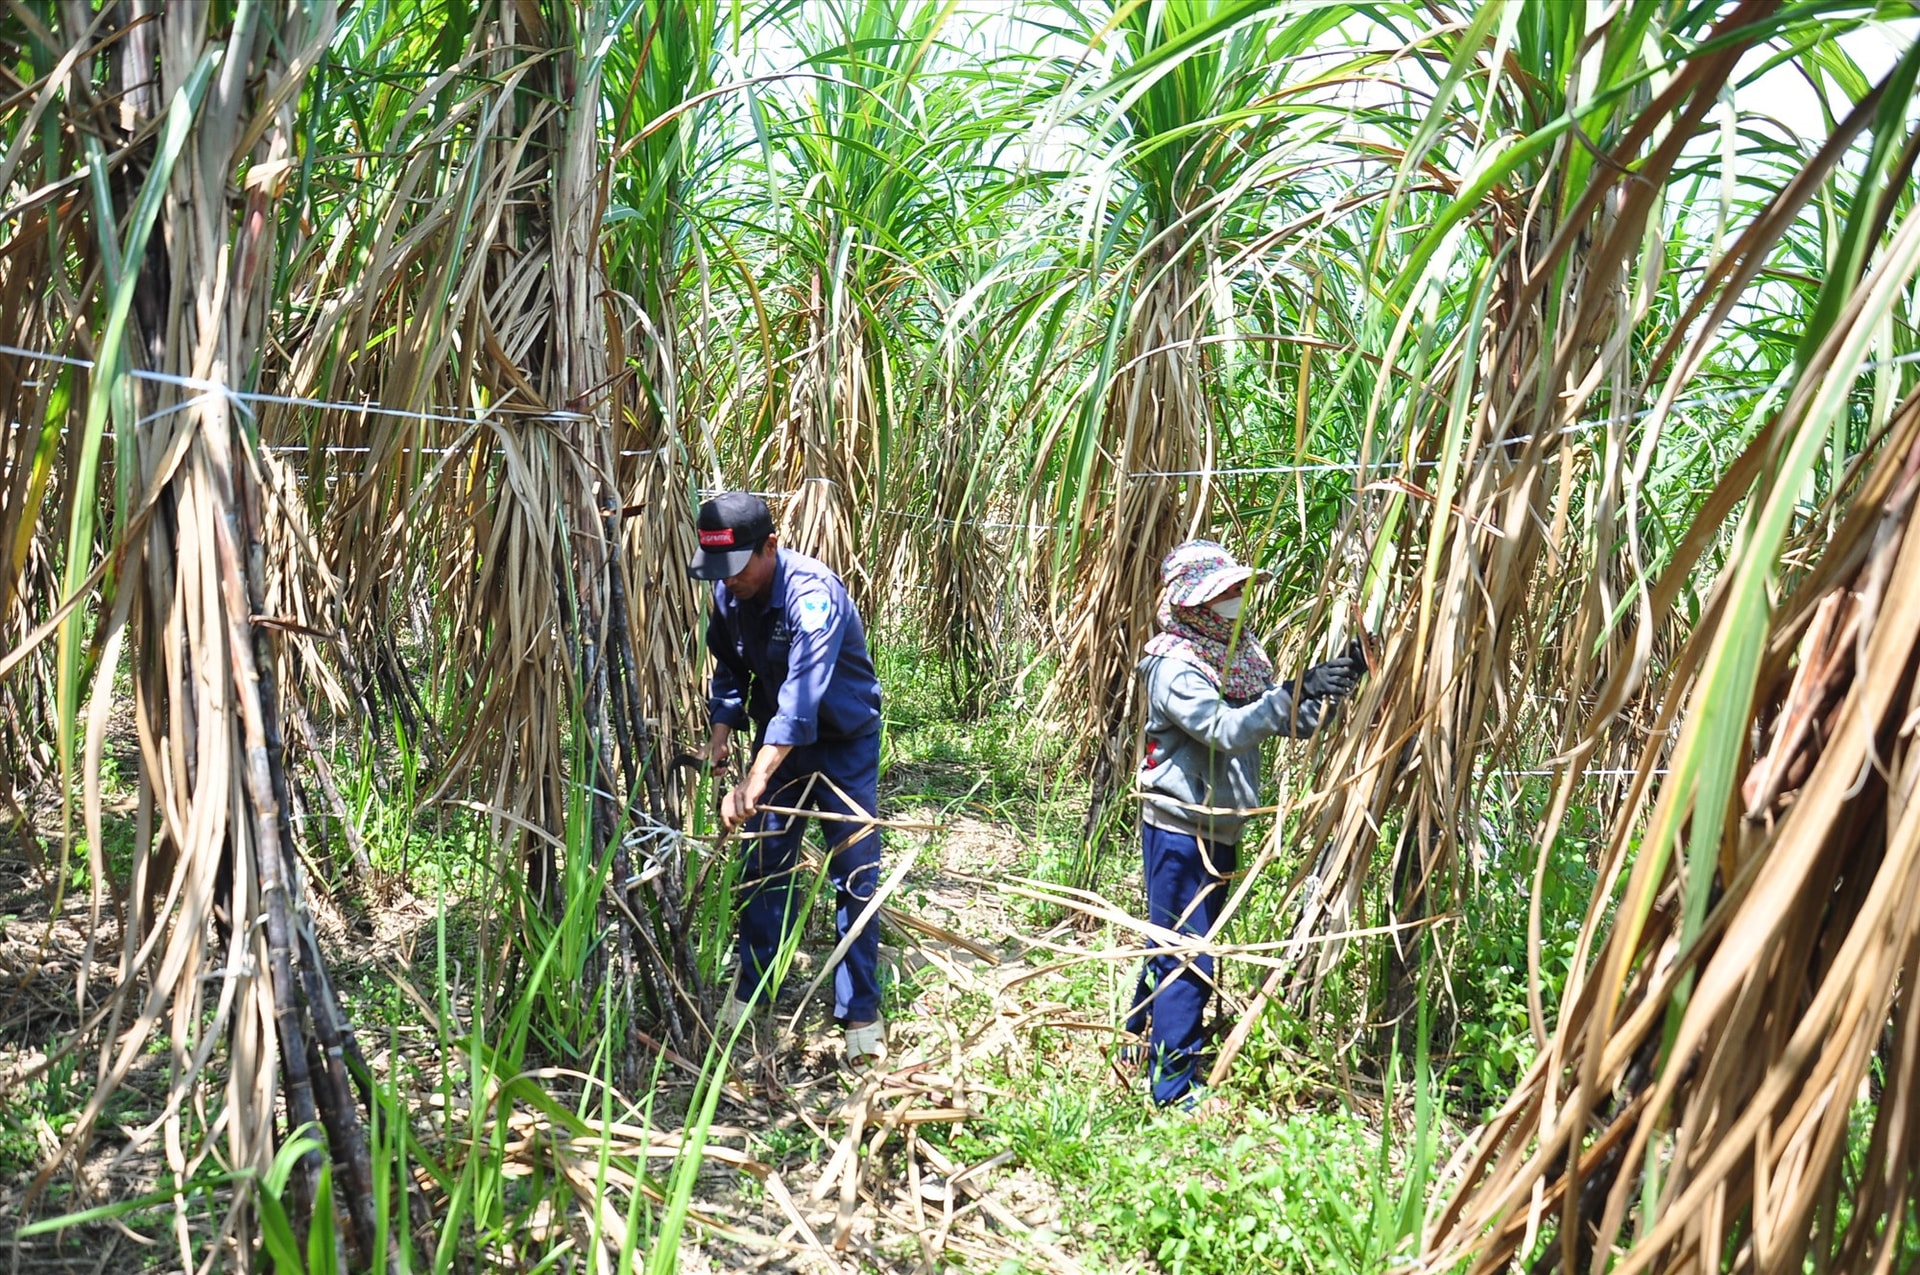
[664,806,1124,1273]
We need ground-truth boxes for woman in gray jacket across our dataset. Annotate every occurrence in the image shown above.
[1128,539,1364,1106]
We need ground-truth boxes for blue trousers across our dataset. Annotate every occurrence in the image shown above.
[1127,823,1236,1105]
[733,731,883,1023]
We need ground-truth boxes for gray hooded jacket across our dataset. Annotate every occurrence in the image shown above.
[1136,653,1323,844]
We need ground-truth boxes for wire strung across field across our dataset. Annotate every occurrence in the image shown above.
[1501,768,1670,778]
[1130,353,1920,479]
[7,339,1919,535]
[0,342,597,427]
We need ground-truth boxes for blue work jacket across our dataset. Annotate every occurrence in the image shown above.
[706,549,883,748]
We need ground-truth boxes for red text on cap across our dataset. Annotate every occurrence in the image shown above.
[698,528,736,548]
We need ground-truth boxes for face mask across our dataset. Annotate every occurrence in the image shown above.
[1209,596,1244,621]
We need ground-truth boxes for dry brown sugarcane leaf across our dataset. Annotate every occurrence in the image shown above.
[1594,539,1920,1270]
[551,1146,632,1256]
[1580,292,1920,1263]
[763,1168,848,1273]
[812,1077,877,1203]
[1740,589,1856,819]
[834,1116,896,1252]
[880,906,1002,964]
[916,1140,1089,1274]
[1430,368,1920,1273]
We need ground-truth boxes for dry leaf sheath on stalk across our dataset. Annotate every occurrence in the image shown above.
[1423,56,1920,1270]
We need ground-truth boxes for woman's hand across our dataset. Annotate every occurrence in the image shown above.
[1301,645,1367,699]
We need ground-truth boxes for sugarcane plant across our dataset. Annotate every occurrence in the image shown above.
[718,0,977,610]
[258,0,732,1052]
[0,0,401,1263]
[601,0,729,814]
[672,0,1051,738]
[1204,0,1906,1086]
[0,0,753,1262]
[1424,32,1920,1274]
[1022,0,1372,878]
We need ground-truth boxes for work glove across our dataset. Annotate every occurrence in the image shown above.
[1300,639,1368,700]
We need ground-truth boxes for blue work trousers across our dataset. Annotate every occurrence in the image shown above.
[1127,823,1236,1105]
[733,731,883,1023]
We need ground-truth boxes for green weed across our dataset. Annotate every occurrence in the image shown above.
[957,1087,1398,1275]
[1445,803,1598,1111]
[0,1054,77,1177]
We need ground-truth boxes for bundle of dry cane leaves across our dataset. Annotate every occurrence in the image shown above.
[1423,361,1920,1274]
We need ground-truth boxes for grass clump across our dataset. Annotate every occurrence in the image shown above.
[954,1088,1395,1275]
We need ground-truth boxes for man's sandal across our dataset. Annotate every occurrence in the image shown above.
[718,994,766,1049]
[844,1018,886,1065]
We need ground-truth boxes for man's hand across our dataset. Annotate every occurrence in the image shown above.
[701,724,734,768]
[720,771,766,830]
[720,743,792,832]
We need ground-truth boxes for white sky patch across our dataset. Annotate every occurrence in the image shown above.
[1739,18,1918,140]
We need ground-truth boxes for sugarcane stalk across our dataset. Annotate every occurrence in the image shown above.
[604,514,669,819]
[235,463,383,1270]
[215,424,325,1241]
[193,1,354,1256]
[295,915,398,1273]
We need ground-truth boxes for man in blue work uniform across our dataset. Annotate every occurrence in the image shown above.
[688,491,887,1063]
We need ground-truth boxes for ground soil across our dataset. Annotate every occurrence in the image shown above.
[0,838,182,1273]
[1,777,1140,1273]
